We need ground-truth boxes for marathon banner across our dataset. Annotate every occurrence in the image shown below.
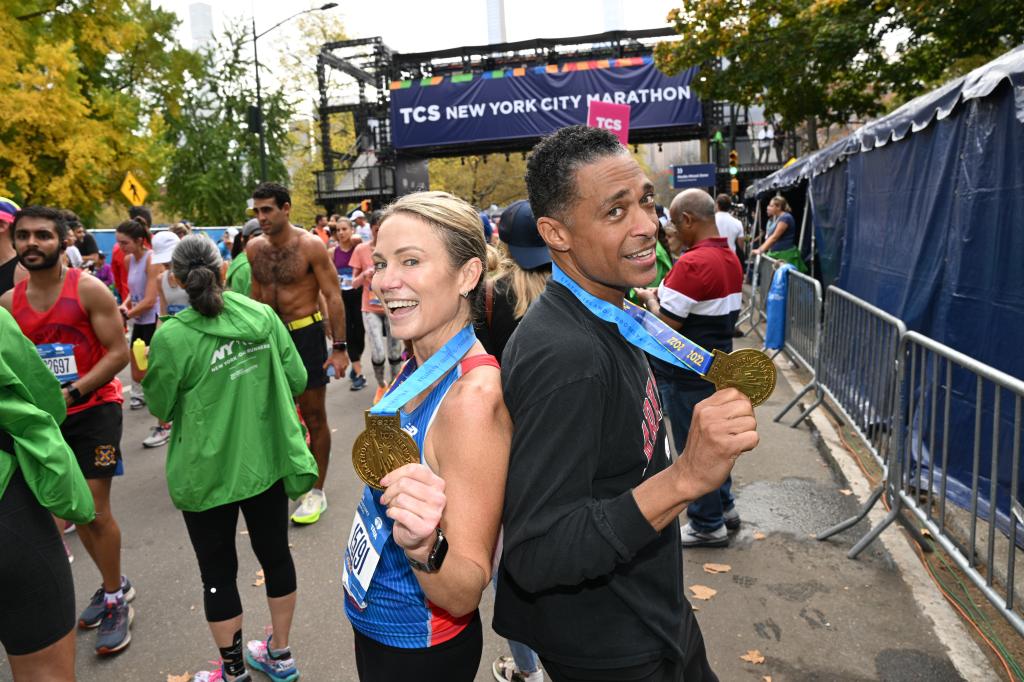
[389,58,701,149]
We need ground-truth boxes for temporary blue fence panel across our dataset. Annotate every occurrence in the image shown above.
[809,164,847,288]
[834,82,1024,524]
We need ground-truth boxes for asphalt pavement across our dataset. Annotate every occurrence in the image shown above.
[0,339,997,681]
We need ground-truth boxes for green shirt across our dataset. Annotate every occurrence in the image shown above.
[142,292,317,512]
[225,252,252,298]
[0,307,95,523]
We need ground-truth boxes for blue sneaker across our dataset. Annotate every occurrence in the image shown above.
[79,576,136,629]
[95,598,133,655]
[245,635,299,682]
[350,374,367,391]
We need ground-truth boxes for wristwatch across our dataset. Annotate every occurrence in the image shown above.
[63,383,83,402]
[407,527,448,573]
[332,340,348,352]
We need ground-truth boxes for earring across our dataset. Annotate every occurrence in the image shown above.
[460,291,469,299]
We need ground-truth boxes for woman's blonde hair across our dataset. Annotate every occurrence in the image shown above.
[492,242,551,319]
[769,195,791,213]
[380,191,488,312]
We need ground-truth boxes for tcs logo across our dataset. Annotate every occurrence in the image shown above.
[593,116,624,132]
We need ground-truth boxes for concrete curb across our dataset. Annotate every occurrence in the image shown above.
[774,358,999,681]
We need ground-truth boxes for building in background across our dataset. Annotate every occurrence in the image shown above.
[486,0,506,43]
[189,2,214,51]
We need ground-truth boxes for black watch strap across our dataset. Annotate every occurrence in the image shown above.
[64,383,83,402]
[333,340,348,351]
[407,527,448,573]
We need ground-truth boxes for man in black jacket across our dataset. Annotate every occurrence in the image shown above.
[495,125,760,682]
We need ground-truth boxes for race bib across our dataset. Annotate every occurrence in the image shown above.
[168,304,187,316]
[338,267,354,291]
[342,487,390,611]
[36,343,79,384]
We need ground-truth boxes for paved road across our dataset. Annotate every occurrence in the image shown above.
[1,339,986,681]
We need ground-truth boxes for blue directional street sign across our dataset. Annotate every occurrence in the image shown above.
[671,163,716,189]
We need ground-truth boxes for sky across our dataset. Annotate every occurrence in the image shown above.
[156,0,679,57]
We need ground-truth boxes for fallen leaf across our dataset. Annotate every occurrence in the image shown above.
[168,674,191,682]
[753,531,767,540]
[688,584,717,601]
[239,530,249,535]
[703,563,732,574]
[257,569,264,577]
[839,489,853,496]
[740,649,766,664]
[331,428,337,433]
[253,568,265,587]
[763,677,773,682]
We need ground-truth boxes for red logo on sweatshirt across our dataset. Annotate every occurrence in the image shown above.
[641,375,663,463]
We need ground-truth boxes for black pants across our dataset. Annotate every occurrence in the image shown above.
[541,632,717,682]
[182,480,296,622]
[352,611,482,682]
[342,287,366,363]
[0,470,76,655]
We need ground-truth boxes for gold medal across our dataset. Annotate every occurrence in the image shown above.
[351,411,420,490]
[703,348,777,407]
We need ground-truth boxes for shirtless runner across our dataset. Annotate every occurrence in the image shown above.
[247,182,349,525]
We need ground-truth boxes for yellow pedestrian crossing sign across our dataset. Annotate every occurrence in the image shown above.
[120,172,148,207]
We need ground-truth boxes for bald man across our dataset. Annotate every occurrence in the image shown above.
[635,189,745,548]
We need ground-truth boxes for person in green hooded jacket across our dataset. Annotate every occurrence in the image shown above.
[0,305,95,681]
[224,219,260,298]
[142,235,317,682]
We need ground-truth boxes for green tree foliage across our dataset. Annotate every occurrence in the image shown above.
[0,0,195,220]
[162,23,293,226]
[655,0,1024,150]
[429,155,528,209]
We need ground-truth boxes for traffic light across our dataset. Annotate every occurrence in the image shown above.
[730,177,740,195]
[728,149,739,175]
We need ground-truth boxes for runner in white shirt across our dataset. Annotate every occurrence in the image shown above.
[714,194,745,254]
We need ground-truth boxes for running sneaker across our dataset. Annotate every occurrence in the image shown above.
[63,520,76,534]
[142,423,171,448]
[94,598,133,655]
[372,386,385,404]
[129,395,147,410]
[493,655,545,682]
[244,635,299,682]
[350,374,367,391]
[79,576,136,629]
[680,522,729,548]
[290,489,326,525]
[723,506,742,532]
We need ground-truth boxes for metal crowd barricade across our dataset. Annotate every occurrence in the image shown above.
[749,255,777,341]
[777,286,906,472]
[771,269,822,421]
[828,332,1024,637]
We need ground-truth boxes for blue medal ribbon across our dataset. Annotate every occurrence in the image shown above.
[551,263,715,376]
[369,324,477,416]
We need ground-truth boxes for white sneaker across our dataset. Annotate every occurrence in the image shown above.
[680,522,729,548]
[142,424,170,448]
[129,395,146,410]
[290,489,326,525]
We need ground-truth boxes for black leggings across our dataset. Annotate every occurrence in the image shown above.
[0,470,76,656]
[182,480,296,622]
[352,611,482,682]
[342,287,366,363]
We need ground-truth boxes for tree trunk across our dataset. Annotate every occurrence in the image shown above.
[804,116,819,152]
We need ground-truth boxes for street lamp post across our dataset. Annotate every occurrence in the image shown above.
[252,3,338,183]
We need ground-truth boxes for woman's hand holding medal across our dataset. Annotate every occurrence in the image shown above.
[380,463,447,563]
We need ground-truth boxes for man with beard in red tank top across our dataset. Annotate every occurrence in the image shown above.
[0,206,135,657]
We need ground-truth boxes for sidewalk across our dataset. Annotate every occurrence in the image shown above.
[674,337,998,681]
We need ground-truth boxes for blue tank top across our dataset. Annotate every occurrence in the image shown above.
[344,354,497,648]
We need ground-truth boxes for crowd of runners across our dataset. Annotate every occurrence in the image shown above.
[0,125,765,682]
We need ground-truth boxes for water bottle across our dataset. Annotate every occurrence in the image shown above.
[132,338,148,371]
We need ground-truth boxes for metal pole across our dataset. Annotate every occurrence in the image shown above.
[252,17,268,183]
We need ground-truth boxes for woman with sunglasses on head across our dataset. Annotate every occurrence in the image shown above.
[342,191,511,682]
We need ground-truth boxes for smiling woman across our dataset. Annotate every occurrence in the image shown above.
[342,191,512,682]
